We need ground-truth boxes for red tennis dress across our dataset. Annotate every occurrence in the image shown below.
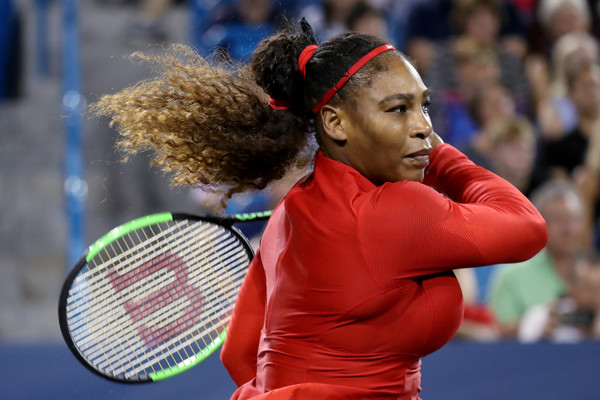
[221,144,547,399]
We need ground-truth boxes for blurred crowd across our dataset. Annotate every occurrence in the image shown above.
[4,0,600,344]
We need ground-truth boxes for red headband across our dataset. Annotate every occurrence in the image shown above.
[311,44,396,114]
[268,43,396,113]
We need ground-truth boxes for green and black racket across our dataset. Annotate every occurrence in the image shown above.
[58,211,271,383]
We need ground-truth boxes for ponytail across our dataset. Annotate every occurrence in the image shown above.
[91,44,312,203]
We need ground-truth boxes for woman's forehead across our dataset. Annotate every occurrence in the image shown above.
[396,55,421,81]
[367,55,428,97]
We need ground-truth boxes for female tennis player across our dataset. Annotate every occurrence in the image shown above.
[93,19,548,400]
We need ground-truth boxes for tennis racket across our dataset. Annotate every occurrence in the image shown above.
[58,210,271,383]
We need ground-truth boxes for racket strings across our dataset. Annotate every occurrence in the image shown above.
[67,222,233,314]
[74,222,244,378]
[165,222,219,367]
[65,219,250,380]
[66,243,247,355]
[73,231,166,378]
[110,227,168,376]
[69,267,127,376]
[146,220,215,375]
[184,221,234,343]
[81,236,143,376]
[69,223,228,296]
[124,223,200,376]
[121,219,244,378]
[66,230,246,338]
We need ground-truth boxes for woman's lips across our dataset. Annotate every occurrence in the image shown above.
[405,148,432,167]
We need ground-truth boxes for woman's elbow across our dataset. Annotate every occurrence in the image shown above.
[535,217,549,248]
[519,216,548,260]
[220,339,256,387]
[220,340,236,375]
[530,213,548,250]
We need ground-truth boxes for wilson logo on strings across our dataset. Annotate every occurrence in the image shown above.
[108,251,205,349]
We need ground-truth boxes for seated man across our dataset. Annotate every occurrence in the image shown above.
[488,179,585,337]
[518,255,600,343]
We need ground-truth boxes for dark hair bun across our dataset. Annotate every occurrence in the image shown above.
[250,18,317,111]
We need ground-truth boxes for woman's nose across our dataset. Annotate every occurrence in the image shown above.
[413,114,433,140]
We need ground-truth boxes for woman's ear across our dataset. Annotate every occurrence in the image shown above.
[320,104,348,143]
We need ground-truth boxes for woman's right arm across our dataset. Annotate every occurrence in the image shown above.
[220,251,266,387]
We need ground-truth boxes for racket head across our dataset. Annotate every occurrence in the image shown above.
[58,212,255,383]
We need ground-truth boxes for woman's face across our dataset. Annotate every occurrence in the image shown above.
[479,85,515,126]
[330,54,434,184]
[570,66,600,119]
[550,3,589,40]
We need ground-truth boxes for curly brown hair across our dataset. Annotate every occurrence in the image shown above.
[92,20,392,205]
[91,45,310,202]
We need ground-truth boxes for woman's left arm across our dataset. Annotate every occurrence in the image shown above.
[356,144,548,279]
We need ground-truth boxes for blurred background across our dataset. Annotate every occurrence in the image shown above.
[1,0,600,398]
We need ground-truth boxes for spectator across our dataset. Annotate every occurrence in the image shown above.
[467,82,517,134]
[524,0,593,115]
[533,61,600,239]
[404,0,525,77]
[518,254,600,342]
[299,0,364,40]
[369,0,429,49]
[459,81,519,172]
[577,114,600,249]
[527,0,592,60]
[465,116,538,194]
[200,0,279,61]
[488,180,585,337]
[450,0,528,60]
[429,37,504,147]
[542,62,600,178]
[424,1,530,146]
[345,1,391,40]
[427,0,529,105]
[534,32,599,138]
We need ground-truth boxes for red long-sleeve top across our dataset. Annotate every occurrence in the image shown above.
[221,144,547,400]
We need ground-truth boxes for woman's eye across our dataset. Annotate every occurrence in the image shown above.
[422,101,430,113]
[388,105,407,113]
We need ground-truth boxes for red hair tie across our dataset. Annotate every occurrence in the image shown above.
[268,97,291,110]
[268,44,318,110]
[298,45,318,79]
